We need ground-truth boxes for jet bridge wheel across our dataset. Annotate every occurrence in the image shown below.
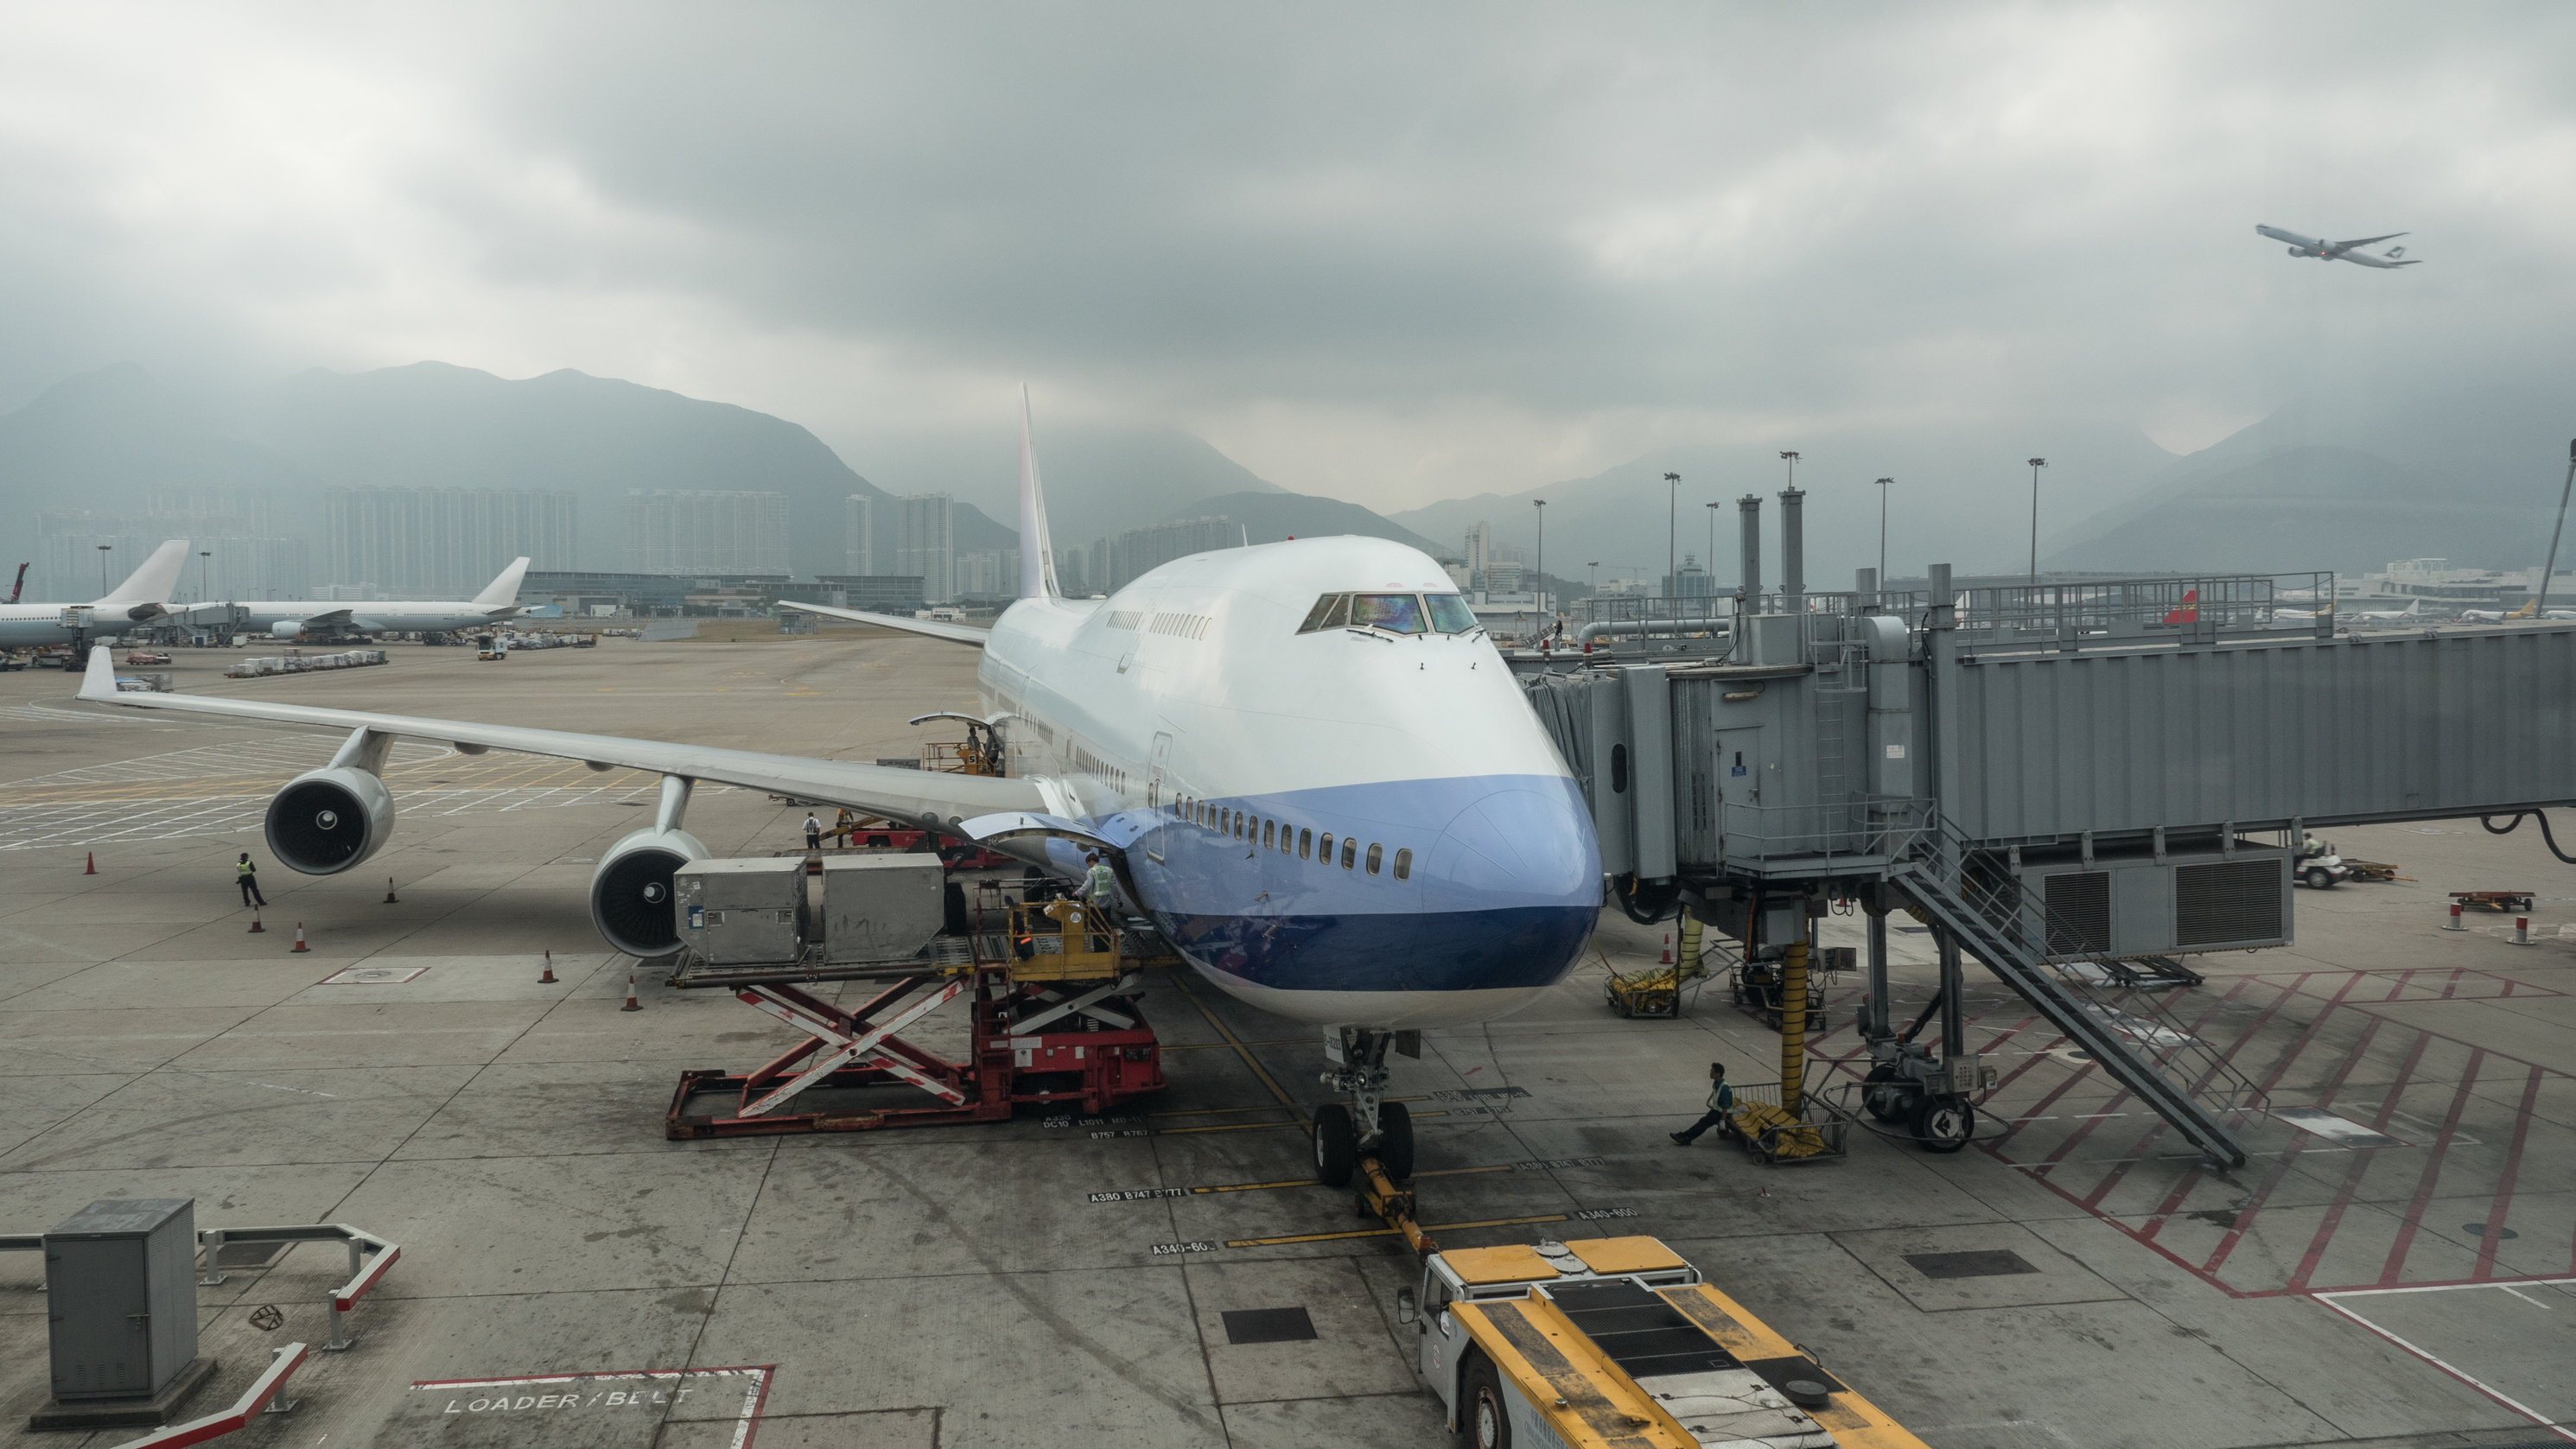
[1911,1094,1975,1153]
[1314,1103,1359,1187]
[1862,1064,1911,1123]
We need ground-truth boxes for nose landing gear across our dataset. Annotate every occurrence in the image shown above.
[1314,1026,1416,1185]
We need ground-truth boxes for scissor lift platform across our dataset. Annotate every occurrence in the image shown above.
[664,887,1168,1138]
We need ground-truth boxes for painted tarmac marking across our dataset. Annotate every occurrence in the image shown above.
[2314,1283,2576,1446]
[1149,1240,1220,1255]
[1224,1211,1570,1249]
[1088,1187,1186,1203]
[405,1365,773,1448]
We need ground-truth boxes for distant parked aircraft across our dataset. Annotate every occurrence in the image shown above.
[2350,601,2422,623]
[2458,608,2508,623]
[2255,225,2421,269]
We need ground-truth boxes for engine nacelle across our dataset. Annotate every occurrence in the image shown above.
[271,620,307,639]
[264,766,397,874]
[589,826,709,958]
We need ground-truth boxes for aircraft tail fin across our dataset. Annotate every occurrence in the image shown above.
[473,557,531,608]
[98,538,191,609]
[1016,386,1059,601]
[2160,588,2200,626]
[2510,597,2538,619]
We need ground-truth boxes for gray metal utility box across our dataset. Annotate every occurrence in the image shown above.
[819,855,945,963]
[675,857,805,964]
[47,1198,198,1401]
[2014,843,2292,959]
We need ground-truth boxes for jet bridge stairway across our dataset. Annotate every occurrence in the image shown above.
[1895,815,2259,1166]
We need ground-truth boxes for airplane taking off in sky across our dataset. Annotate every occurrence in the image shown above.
[2255,225,2421,268]
[194,557,534,639]
[78,393,1598,1182]
[0,539,191,652]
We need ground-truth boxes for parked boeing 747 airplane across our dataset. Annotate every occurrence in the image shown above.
[193,556,535,639]
[0,539,191,658]
[79,394,1599,1183]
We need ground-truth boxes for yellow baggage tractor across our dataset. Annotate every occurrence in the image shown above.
[1398,1235,1927,1448]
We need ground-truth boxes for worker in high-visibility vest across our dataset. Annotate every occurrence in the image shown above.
[236,852,268,908]
[1084,852,1117,911]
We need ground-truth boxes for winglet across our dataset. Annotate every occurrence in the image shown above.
[1016,387,1059,601]
[474,557,531,608]
[77,646,120,702]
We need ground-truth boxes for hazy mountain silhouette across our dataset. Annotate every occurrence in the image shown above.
[1167,490,1441,553]
[843,423,1285,547]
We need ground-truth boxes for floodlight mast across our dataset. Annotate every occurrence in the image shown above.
[1875,478,1894,601]
[2026,458,2048,582]
[1663,473,1681,607]
[2540,438,2576,617]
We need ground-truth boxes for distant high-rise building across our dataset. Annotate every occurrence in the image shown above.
[895,493,957,604]
[844,495,874,575]
[620,491,790,576]
[329,486,578,597]
[1081,517,1240,595]
[35,494,310,603]
[955,551,1006,600]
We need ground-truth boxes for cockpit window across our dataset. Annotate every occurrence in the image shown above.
[1297,594,1351,632]
[1425,594,1479,633]
[1351,594,1427,633]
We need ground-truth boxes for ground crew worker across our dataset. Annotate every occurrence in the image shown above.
[1669,1062,1734,1146]
[804,811,823,850]
[1084,851,1117,911]
[236,852,267,908]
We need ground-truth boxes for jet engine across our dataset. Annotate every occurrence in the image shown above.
[589,825,709,957]
[271,620,308,639]
[264,766,397,874]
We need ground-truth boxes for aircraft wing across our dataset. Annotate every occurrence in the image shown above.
[73,645,1046,830]
[778,600,991,645]
[2331,232,2406,250]
[291,607,356,629]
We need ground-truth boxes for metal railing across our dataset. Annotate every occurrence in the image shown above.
[1930,572,2337,645]
[1903,812,2256,1164]
[1716,796,1931,868]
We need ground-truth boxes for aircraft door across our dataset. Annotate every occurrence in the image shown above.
[1148,732,1174,809]
[1714,726,1766,856]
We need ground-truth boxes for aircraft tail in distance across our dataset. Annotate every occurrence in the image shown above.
[2160,588,2200,626]
[98,539,192,613]
[1016,385,1059,601]
[474,557,532,608]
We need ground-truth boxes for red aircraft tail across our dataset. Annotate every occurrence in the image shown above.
[2160,588,2199,625]
[6,563,23,604]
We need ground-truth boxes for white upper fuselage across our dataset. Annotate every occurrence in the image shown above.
[977,536,1600,1028]
[0,600,168,647]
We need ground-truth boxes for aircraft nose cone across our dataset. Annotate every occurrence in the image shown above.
[1422,780,1600,912]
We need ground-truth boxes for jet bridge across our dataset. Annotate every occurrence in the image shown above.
[1528,554,2576,1167]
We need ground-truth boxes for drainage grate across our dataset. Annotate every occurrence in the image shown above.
[1904,1249,2039,1280]
[1220,1307,1317,1344]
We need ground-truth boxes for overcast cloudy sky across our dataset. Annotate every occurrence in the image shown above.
[4,2,2569,509]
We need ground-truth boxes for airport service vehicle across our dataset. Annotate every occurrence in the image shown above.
[75,391,1598,1163]
[1399,1236,1926,1449]
[192,556,533,640]
[0,540,191,656]
[124,650,172,666]
[2255,224,2421,269]
[2294,839,2350,889]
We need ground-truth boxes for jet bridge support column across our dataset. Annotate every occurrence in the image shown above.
[1863,901,1891,1039]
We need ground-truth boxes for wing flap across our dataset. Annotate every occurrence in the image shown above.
[74,646,1042,827]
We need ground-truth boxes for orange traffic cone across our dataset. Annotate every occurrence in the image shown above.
[539,950,557,984]
[291,923,308,953]
[1658,934,1674,964]
[620,974,641,1012]
[248,910,264,934]
[84,852,97,875]
[384,876,399,904]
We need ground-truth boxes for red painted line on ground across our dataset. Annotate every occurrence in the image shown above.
[2086,977,2290,1216]
[2208,1007,2388,1276]
[2009,976,2257,1168]
[2439,968,2463,1001]
[2139,973,2356,1244]
[2373,1046,2487,1288]
[2471,1065,2544,1281]
[2287,1026,2434,1294]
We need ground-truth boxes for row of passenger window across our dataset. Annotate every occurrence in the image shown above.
[1174,796,1413,881]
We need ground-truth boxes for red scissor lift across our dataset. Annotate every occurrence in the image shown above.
[665,883,1168,1138]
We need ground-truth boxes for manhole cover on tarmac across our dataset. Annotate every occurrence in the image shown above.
[398,1366,772,1446]
[321,965,429,985]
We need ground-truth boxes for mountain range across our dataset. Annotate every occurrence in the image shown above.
[5,361,2567,595]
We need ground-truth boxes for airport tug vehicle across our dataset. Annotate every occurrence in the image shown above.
[1400,1236,1927,1449]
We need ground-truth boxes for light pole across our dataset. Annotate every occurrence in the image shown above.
[2027,458,2048,581]
[1874,478,1893,595]
[1705,501,1721,601]
[198,550,212,606]
[1663,473,1681,602]
[95,543,112,596]
[2539,438,2576,616]
[1780,451,1800,492]
[1588,561,1599,596]
[1532,499,1546,619]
